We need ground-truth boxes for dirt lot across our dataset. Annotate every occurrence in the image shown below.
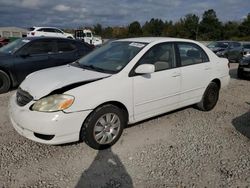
[0,63,250,188]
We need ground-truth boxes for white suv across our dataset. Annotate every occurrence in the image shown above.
[27,27,74,39]
[9,37,230,150]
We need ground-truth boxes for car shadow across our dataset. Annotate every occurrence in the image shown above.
[75,148,133,188]
[126,105,191,129]
[232,110,250,139]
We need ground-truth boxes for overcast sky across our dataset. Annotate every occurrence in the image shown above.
[0,0,249,28]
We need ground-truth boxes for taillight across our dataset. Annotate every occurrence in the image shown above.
[31,32,35,36]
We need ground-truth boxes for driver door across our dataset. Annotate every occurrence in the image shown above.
[132,43,181,121]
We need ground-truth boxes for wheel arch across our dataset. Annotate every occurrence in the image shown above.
[93,101,129,123]
[211,78,221,89]
[79,100,129,143]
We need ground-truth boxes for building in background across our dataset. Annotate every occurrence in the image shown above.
[0,27,27,39]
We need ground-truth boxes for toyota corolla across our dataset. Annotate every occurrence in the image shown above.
[9,37,230,149]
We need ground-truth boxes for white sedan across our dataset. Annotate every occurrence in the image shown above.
[9,37,230,149]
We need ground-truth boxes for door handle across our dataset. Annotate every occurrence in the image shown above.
[172,73,181,77]
[204,67,211,70]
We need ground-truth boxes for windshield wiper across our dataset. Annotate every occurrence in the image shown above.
[81,64,115,74]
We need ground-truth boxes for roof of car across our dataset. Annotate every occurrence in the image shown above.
[22,37,75,41]
[217,41,239,43]
[117,37,196,44]
[32,26,61,29]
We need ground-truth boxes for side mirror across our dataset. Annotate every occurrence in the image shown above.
[135,64,155,74]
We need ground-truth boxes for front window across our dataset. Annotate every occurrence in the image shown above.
[0,38,29,54]
[77,41,147,74]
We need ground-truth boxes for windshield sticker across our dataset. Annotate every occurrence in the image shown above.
[22,39,30,43]
[116,65,123,70]
[129,42,145,48]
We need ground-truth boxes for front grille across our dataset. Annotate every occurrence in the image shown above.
[16,88,33,106]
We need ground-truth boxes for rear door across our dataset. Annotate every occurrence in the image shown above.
[13,39,57,82]
[51,39,79,66]
[176,42,212,106]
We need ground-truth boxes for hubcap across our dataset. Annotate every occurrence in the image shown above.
[94,113,121,144]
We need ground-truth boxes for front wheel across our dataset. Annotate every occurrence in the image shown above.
[0,70,11,94]
[80,104,125,150]
[196,82,220,111]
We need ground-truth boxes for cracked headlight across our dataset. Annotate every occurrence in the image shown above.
[32,94,74,112]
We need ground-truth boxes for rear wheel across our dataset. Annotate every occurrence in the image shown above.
[80,104,125,150]
[196,82,219,111]
[0,70,11,94]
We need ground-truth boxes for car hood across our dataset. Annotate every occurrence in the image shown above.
[20,65,111,100]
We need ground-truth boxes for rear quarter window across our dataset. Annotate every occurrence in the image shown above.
[57,41,77,52]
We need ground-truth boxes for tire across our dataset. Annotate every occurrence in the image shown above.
[196,82,220,111]
[80,104,125,150]
[0,70,11,94]
[67,37,73,39]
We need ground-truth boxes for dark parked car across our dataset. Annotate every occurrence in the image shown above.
[243,43,250,58]
[238,56,250,79]
[207,41,243,62]
[0,38,10,47]
[0,37,94,93]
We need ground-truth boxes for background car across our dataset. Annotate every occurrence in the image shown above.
[207,41,243,62]
[0,37,94,93]
[238,56,250,79]
[27,27,74,39]
[243,43,250,58]
[9,37,230,150]
[0,38,10,47]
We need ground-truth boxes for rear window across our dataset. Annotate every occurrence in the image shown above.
[57,41,76,52]
[28,27,35,31]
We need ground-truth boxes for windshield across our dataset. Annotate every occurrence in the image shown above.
[77,41,147,74]
[0,38,29,54]
[208,42,228,48]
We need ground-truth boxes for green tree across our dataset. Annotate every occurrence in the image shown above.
[162,21,175,37]
[142,18,165,36]
[239,13,250,37]
[93,23,103,36]
[102,27,113,38]
[199,9,222,40]
[222,21,240,40]
[182,14,199,39]
[128,21,142,37]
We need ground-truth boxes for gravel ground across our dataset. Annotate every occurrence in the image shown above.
[0,63,250,188]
